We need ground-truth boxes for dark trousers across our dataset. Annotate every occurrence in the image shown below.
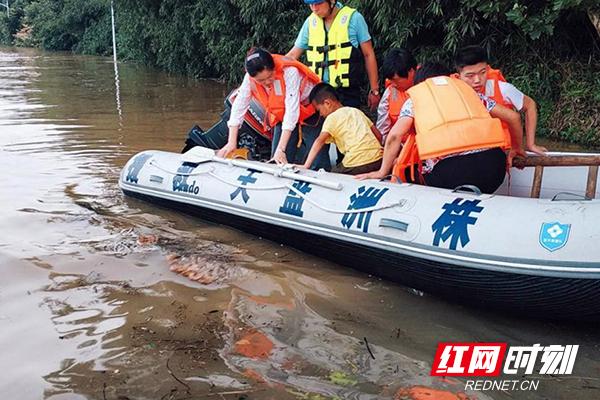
[271,113,331,170]
[332,158,382,175]
[423,148,507,194]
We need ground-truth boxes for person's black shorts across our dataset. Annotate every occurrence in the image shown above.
[423,147,507,194]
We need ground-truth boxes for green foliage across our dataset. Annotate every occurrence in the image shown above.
[114,0,305,81]
[504,59,600,145]
[10,0,111,52]
[0,0,28,44]
[362,0,599,59]
[1,0,598,145]
[0,14,10,44]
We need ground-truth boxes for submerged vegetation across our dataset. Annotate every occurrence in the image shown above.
[1,0,599,145]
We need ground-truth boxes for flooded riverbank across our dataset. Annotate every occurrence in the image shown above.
[1,47,599,399]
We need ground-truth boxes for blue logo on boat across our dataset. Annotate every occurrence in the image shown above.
[341,186,388,233]
[230,169,261,204]
[279,181,312,218]
[539,222,571,252]
[432,198,483,250]
[173,162,200,195]
[125,153,152,184]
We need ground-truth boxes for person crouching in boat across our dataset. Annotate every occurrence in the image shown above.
[298,83,383,175]
[216,48,331,170]
[356,63,527,194]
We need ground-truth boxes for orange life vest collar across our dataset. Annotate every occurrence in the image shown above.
[249,55,321,129]
[387,85,409,126]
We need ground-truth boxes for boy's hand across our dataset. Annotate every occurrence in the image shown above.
[526,143,548,155]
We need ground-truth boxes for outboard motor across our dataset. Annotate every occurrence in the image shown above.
[182,88,272,160]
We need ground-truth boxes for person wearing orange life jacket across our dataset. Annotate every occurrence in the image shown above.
[376,48,417,143]
[454,45,547,155]
[356,63,527,194]
[217,48,330,169]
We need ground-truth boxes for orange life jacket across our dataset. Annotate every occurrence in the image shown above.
[392,76,508,182]
[485,67,514,146]
[250,55,321,129]
[384,79,410,126]
[485,68,510,107]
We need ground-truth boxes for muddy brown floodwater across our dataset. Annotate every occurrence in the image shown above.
[1,47,599,400]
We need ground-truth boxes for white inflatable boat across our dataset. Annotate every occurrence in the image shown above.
[119,147,600,319]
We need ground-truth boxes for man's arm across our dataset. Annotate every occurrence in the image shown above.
[521,95,547,154]
[359,39,380,110]
[286,46,305,60]
[302,132,330,169]
[490,104,526,167]
[287,19,309,61]
[356,116,413,180]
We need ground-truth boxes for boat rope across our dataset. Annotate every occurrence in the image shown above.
[148,160,403,213]
[208,170,288,191]
[149,160,211,176]
[284,180,405,214]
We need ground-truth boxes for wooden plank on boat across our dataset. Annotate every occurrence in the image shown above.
[513,155,600,168]
[512,155,600,199]
[531,166,544,198]
[586,165,599,199]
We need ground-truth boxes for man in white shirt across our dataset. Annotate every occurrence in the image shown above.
[454,45,547,155]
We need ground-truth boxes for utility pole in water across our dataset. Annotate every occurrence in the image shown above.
[111,0,117,64]
[110,0,123,124]
[0,0,9,18]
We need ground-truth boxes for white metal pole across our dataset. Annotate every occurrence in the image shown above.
[110,0,123,123]
[110,0,117,64]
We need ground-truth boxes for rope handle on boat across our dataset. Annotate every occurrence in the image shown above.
[284,180,405,214]
[149,160,211,177]
[207,170,402,213]
[208,170,288,191]
[551,192,592,201]
[149,159,296,179]
[150,158,342,190]
[148,160,402,214]
[452,185,482,196]
[150,161,295,191]
[208,171,403,212]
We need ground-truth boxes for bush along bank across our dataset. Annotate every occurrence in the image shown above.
[1,0,599,146]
